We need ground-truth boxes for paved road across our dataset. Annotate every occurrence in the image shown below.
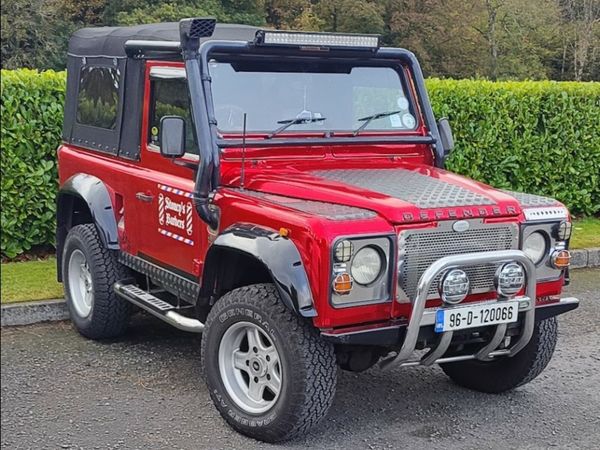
[2,269,599,449]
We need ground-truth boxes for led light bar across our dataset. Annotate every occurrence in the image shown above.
[254,30,380,50]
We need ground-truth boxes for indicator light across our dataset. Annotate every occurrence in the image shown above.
[332,273,353,295]
[551,249,571,269]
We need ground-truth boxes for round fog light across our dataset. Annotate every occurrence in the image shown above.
[439,269,470,304]
[495,262,525,297]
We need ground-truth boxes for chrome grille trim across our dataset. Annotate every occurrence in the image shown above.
[397,220,519,302]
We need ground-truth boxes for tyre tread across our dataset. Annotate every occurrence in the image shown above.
[441,317,558,393]
[63,224,130,339]
[201,283,336,442]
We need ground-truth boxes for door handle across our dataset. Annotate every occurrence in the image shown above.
[135,192,154,203]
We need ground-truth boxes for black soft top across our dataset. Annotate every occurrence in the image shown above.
[68,22,259,57]
[63,22,260,160]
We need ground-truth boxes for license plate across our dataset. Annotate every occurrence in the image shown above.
[435,301,519,333]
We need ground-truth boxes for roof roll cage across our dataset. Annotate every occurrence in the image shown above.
[124,23,382,58]
[124,40,181,57]
[195,41,444,159]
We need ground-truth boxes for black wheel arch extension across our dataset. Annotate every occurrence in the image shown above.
[56,174,119,281]
[201,224,317,318]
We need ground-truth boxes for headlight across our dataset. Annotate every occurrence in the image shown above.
[350,246,383,285]
[523,231,547,264]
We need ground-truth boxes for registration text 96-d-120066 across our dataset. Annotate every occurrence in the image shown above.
[435,301,519,333]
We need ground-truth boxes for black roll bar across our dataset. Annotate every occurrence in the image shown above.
[197,41,444,166]
[124,40,181,57]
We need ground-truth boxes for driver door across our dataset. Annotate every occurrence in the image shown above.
[129,64,207,278]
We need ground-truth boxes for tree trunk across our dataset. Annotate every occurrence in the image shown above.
[484,0,502,81]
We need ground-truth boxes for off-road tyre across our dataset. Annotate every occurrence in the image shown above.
[441,317,558,393]
[62,223,131,339]
[201,283,337,442]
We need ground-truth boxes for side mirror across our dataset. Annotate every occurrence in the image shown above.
[159,116,186,158]
[437,118,454,156]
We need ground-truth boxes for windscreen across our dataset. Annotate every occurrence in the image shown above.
[209,60,417,134]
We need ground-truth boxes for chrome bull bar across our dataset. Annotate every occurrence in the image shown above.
[382,250,537,369]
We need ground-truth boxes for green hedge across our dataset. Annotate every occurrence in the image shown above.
[1,70,65,258]
[428,79,600,217]
[1,70,599,257]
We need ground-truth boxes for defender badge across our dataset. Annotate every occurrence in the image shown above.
[452,220,470,232]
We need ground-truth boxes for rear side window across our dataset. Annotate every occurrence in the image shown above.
[148,78,198,155]
[76,66,120,129]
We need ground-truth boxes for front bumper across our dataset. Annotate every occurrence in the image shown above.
[322,250,579,367]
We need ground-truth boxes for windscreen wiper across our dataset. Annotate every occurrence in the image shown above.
[353,110,402,136]
[267,114,326,139]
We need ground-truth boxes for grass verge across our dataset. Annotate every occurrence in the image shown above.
[1,257,63,304]
[571,218,600,249]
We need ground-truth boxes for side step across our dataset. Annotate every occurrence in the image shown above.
[114,282,204,333]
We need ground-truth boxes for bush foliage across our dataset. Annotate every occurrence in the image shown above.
[428,79,600,217]
[1,69,66,257]
[1,70,598,257]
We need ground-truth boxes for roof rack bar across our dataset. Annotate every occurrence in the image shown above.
[124,40,181,57]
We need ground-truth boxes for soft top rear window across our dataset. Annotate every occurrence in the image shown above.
[76,66,120,129]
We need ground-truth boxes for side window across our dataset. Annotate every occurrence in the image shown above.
[148,78,198,155]
[77,66,120,129]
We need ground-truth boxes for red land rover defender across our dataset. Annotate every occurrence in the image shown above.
[57,18,579,442]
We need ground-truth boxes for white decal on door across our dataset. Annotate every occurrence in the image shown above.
[186,202,193,236]
[157,184,194,245]
[158,193,165,225]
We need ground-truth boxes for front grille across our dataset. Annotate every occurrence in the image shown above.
[397,220,518,301]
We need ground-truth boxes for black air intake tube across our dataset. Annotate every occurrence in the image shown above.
[185,57,219,229]
[180,19,220,229]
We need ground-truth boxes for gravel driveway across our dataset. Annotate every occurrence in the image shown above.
[2,269,599,449]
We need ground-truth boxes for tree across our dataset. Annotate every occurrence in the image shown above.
[558,0,600,80]
[384,0,486,78]
[264,0,311,29]
[314,0,385,34]
[468,0,562,80]
[476,0,503,80]
[62,0,109,25]
[104,0,266,27]
[0,0,596,79]
[293,5,327,31]
[1,0,74,70]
